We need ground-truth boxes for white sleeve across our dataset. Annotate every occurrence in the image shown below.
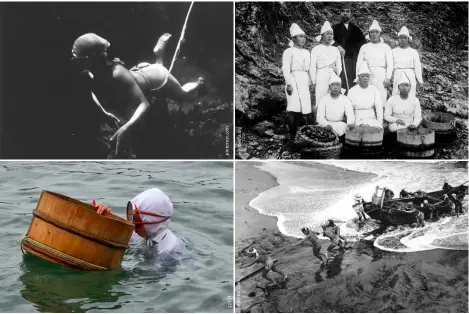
[310,47,318,84]
[316,95,328,126]
[413,98,422,126]
[282,49,294,85]
[414,49,424,84]
[385,45,393,79]
[355,46,365,82]
[384,97,398,123]
[344,96,355,125]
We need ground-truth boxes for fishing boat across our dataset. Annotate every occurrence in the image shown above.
[363,182,468,226]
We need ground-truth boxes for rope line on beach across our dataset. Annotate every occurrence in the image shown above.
[21,235,108,271]
[151,1,195,91]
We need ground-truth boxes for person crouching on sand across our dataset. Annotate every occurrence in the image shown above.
[292,227,328,266]
[240,248,287,284]
[94,188,185,255]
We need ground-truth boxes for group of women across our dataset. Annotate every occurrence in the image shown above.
[282,19,424,139]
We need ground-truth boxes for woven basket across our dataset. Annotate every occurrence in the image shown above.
[301,143,342,159]
[295,125,340,148]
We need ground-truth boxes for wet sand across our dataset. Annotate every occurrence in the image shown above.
[235,162,468,313]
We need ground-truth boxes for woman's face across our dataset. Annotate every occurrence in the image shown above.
[370,30,381,43]
[398,35,409,47]
[329,82,341,94]
[398,83,411,94]
[135,224,149,238]
[358,73,370,86]
[322,30,334,43]
[301,229,309,235]
[294,34,306,47]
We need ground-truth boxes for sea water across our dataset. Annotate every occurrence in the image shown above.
[0,161,233,312]
[250,161,468,252]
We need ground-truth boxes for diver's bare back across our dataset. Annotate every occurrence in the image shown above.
[91,63,140,119]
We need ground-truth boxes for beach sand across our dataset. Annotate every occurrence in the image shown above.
[235,162,468,313]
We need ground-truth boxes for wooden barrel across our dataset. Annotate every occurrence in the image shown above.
[345,126,384,148]
[396,127,435,158]
[422,112,457,144]
[22,191,135,271]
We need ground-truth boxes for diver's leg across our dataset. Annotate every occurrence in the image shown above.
[271,265,286,280]
[164,73,204,102]
[153,33,172,65]
[261,269,275,284]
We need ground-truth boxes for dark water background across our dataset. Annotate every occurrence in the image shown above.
[0,161,233,312]
[0,2,233,158]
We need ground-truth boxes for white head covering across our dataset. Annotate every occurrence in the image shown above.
[315,21,333,42]
[130,188,174,247]
[357,62,371,75]
[398,26,412,41]
[354,194,363,202]
[329,72,342,85]
[289,23,305,47]
[369,20,382,32]
[397,72,411,86]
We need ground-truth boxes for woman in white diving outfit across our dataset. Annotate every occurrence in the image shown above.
[282,23,314,140]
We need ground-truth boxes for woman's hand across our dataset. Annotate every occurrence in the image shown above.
[396,119,406,126]
[110,125,130,156]
[93,200,112,214]
[338,46,346,57]
[286,85,293,96]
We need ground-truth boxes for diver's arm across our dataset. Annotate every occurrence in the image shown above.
[110,68,151,154]
[91,92,120,123]
[240,258,258,268]
[292,235,309,246]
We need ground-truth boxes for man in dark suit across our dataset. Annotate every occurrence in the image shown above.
[332,3,367,93]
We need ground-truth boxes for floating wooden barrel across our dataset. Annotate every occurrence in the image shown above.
[22,191,135,271]
[423,112,457,144]
[396,128,435,158]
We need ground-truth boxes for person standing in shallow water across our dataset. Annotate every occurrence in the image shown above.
[332,2,367,93]
[392,26,424,97]
[71,33,204,155]
[94,188,186,255]
[282,23,314,140]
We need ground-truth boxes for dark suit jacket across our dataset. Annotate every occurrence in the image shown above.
[332,21,366,60]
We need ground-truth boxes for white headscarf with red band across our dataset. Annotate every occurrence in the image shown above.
[130,188,179,253]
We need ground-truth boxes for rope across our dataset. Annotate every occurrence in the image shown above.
[151,1,195,91]
[21,236,108,271]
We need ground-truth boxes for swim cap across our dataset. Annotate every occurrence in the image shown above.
[423,200,428,204]
[72,33,110,59]
[248,248,257,254]
[452,193,456,197]
[129,188,173,244]
[354,194,362,201]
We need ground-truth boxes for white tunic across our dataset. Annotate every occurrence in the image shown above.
[392,47,423,97]
[282,47,312,114]
[347,84,383,129]
[310,44,342,107]
[356,42,393,106]
[316,94,355,136]
[384,94,422,132]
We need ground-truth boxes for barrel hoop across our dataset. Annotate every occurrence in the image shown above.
[33,210,129,250]
[21,235,108,271]
[345,138,383,146]
[397,142,435,152]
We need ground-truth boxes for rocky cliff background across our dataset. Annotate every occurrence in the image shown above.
[235,2,468,159]
[0,2,233,159]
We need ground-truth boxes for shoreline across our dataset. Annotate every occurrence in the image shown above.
[235,161,468,313]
